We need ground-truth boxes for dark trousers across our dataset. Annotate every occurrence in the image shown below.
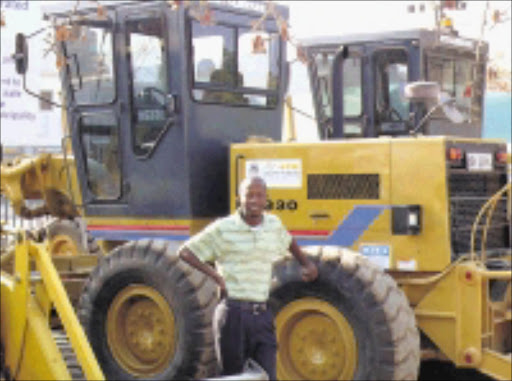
[213,299,277,380]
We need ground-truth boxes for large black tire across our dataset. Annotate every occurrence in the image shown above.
[270,246,420,381]
[47,219,102,257]
[77,240,218,380]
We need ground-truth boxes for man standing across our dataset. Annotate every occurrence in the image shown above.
[178,176,318,380]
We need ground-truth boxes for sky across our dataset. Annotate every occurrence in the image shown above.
[283,0,511,69]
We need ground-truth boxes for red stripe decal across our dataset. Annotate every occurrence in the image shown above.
[290,230,330,237]
[87,225,190,232]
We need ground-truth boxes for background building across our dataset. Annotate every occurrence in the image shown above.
[1,0,62,154]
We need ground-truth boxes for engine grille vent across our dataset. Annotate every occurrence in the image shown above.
[307,174,379,200]
[449,172,509,257]
[449,173,506,197]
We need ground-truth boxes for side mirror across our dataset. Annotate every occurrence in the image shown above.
[404,81,440,103]
[14,33,29,75]
[10,29,63,109]
[406,82,465,132]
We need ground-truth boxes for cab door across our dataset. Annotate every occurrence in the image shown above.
[309,45,367,139]
[71,2,184,218]
[116,3,185,218]
[364,41,420,137]
[65,8,126,214]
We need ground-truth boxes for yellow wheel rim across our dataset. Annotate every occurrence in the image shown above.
[49,234,80,256]
[276,297,357,380]
[107,284,176,377]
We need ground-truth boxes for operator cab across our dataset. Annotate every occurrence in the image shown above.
[41,1,288,219]
[301,29,487,139]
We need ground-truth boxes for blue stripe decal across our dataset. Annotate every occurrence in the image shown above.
[89,230,190,241]
[297,205,388,247]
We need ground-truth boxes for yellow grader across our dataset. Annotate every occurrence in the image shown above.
[1,1,510,380]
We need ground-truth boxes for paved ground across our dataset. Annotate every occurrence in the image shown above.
[0,359,500,381]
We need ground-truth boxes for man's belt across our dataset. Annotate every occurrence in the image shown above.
[227,298,268,314]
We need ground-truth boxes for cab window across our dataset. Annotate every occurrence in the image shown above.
[343,57,362,118]
[343,56,363,135]
[79,112,121,200]
[311,51,334,135]
[63,19,115,105]
[126,15,170,157]
[311,52,363,136]
[314,52,334,119]
[427,56,478,121]
[374,49,409,134]
[190,20,280,107]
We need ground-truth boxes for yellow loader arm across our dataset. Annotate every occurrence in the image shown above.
[1,154,81,220]
[0,230,104,380]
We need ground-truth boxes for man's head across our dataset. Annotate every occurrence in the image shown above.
[239,176,267,224]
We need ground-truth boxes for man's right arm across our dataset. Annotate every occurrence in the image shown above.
[178,247,227,298]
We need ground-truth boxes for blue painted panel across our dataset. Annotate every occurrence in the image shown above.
[297,205,387,247]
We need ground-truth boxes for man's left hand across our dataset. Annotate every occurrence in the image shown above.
[301,261,318,282]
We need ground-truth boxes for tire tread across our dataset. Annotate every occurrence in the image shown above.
[270,246,420,380]
[77,239,217,380]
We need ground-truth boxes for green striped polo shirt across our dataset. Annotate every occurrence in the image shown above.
[181,211,292,302]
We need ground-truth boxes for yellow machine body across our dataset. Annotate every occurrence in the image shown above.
[231,135,512,380]
[1,154,82,220]
[398,261,511,379]
[232,136,461,271]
